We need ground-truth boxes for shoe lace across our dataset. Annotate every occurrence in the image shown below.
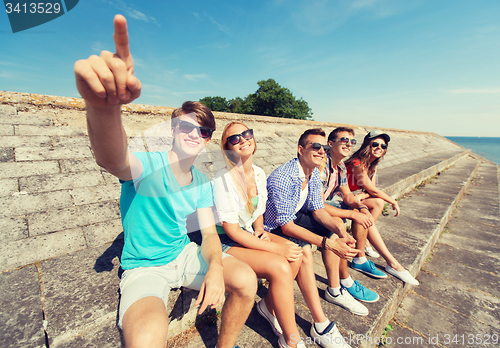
[340,287,355,302]
[353,280,365,295]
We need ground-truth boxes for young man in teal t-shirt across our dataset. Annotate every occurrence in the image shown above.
[74,14,256,348]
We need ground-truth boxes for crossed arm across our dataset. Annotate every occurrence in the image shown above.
[351,165,400,216]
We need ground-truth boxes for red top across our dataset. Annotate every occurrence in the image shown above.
[346,159,363,191]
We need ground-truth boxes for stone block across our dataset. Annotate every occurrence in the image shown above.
[28,201,121,236]
[70,185,121,205]
[0,177,18,197]
[0,190,73,217]
[0,160,60,179]
[0,147,15,162]
[0,124,14,135]
[15,124,84,136]
[102,171,120,185]
[0,135,52,148]
[50,136,90,148]
[82,219,124,248]
[3,114,52,126]
[0,265,46,348]
[0,228,87,272]
[15,146,93,161]
[0,216,28,243]
[0,104,17,116]
[41,243,123,347]
[19,171,105,194]
[60,158,101,173]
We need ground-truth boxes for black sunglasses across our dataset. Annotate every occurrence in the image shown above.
[178,120,214,139]
[227,129,254,145]
[371,141,388,150]
[333,137,357,146]
[309,142,331,152]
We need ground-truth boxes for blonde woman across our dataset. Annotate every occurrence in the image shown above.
[213,122,305,348]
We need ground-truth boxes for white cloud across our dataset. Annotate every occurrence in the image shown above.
[449,88,500,94]
[104,0,157,24]
[193,12,231,35]
[91,41,107,54]
[184,74,208,81]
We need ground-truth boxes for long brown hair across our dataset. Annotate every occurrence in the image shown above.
[221,122,257,214]
[345,136,387,175]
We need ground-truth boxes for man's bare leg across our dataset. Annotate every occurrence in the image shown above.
[217,256,257,348]
[295,245,327,323]
[122,296,169,348]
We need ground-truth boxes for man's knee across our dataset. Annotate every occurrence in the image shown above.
[122,298,169,348]
[224,258,257,298]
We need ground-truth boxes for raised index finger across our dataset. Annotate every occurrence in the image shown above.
[113,14,132,64]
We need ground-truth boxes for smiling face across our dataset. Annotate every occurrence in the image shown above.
[172,113,210,158]
[370,137,387,159]
[224,123,255,160]
[298,134,328,170]
[328,130,355,160]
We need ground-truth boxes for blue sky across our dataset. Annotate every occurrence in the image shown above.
[1,0,499,136]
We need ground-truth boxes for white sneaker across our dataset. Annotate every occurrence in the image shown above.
[385,265,419,285]
[256,299,283,336]
[365,246,380,258]
[310,322,351,348]
[278,334,306,348]
[324,287,368,316]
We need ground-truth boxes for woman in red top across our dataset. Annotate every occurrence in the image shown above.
[345,131,419,285]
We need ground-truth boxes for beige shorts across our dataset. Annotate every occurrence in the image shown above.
[118,242,230,327]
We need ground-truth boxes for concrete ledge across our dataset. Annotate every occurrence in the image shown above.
[361,157,481,348]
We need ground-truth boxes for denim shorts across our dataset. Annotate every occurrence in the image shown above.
[270,211,334,248]
[325,199,351,223]
[118,242,230,327]
[218,233,240,253]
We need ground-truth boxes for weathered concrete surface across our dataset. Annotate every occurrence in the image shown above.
[0,265,45,348]
[385,162,500,348]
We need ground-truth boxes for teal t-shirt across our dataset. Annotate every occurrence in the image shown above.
[119,151,214,270]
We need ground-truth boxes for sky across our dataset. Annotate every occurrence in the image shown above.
[1,0,499,136]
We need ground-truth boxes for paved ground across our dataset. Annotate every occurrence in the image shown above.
[384,161,500,348]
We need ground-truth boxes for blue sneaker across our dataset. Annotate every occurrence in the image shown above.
[351,260,388,279]
[342,280,379,302]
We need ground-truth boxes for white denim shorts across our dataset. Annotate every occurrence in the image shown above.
[118,242,230,327]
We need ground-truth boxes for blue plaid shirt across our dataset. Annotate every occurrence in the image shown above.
[264,158,325,231]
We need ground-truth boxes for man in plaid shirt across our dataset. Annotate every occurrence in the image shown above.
[264,128,355,348]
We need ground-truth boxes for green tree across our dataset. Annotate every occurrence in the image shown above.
[199,79,312,120]
[247,79,312,120]
[199,96,230,112]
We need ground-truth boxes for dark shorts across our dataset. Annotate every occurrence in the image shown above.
[325,199,351,223]
[270,211,334,248]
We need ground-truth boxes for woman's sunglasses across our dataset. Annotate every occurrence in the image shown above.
[309,142,331,152]
[371,142,388,150]
[333,137,357,146]
[177,120,214,139]
[227,129,254,145]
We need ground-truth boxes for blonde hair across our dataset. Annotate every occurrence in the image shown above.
[221,122,257,214]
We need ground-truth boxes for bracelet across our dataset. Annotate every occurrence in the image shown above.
[359,206,368,211]
[321,236,327,250]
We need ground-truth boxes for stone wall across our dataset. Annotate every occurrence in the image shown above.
[0,91,464,271]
